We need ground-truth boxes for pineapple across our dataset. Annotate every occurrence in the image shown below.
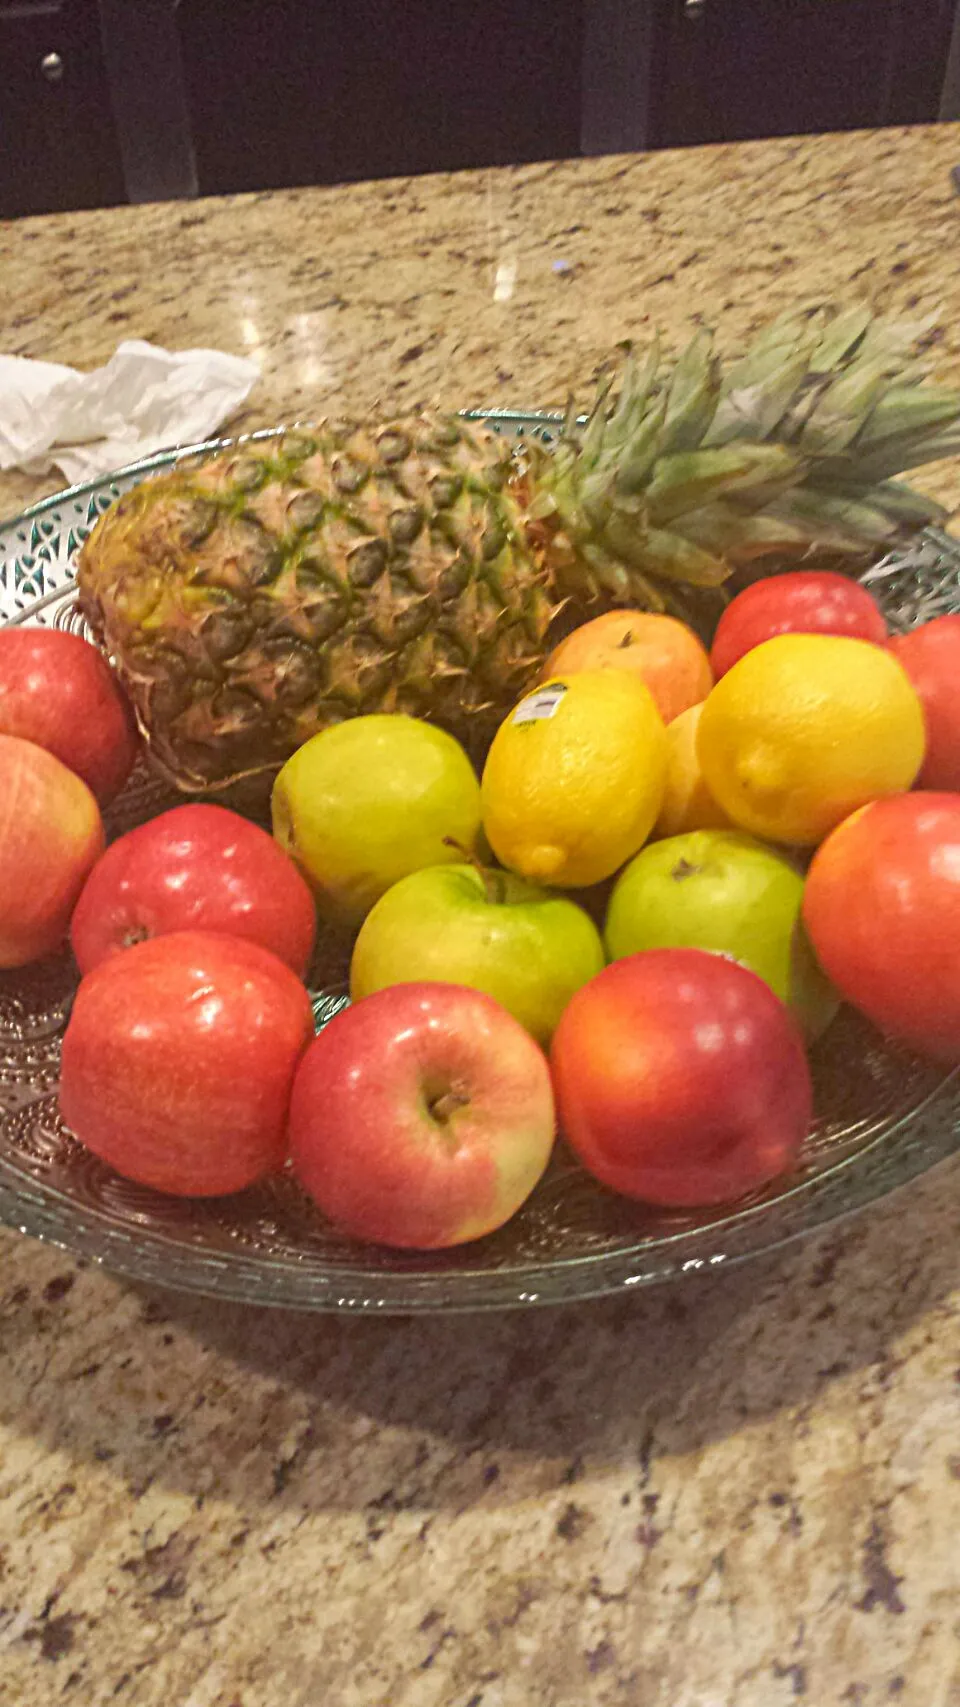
[79,305,960,795]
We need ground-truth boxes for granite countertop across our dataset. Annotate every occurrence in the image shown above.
[2,124,960,1707]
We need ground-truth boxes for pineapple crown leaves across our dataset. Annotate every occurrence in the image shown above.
[534,304,960,585]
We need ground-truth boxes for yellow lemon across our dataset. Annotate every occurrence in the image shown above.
[480,671,667,887]
[655,702,734,837]
[697,633,925,847]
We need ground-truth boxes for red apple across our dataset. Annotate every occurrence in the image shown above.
[887,615,960,791]
[59,931,315,1196]
[0,628,139,804]
[0,733,104,968]
[289,982,556,1248]
[803,793,960,1062]
[710,570,888,678]
[550,949,811,1208]
[71,803,317,978]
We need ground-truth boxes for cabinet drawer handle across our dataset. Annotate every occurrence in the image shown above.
[683,0,707,15]
[40,51,64,83]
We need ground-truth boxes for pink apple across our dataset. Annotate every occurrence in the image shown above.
[289,982,556,1248]
[0,733,104,968]
[0,628,139,804]
[71,803,317,977]
[59,931,315,1196]
[551,948,812,1208]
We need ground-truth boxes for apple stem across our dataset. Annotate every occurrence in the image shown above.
[426,1085,470,1129]
[671,858,701,881]
[617,629,634,650]
[442,837,507,905]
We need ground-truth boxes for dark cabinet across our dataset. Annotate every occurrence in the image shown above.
[0,1,957,219]
[648,0,957,148]
[177,0,583,194]
[177,0,960,194]
[0,0,123,217]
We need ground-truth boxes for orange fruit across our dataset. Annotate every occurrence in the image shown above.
[655,703,734,838]
[544,611,713,725]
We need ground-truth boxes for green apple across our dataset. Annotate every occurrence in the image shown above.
[350,863,606,1045]
[271,715,482,926]
[604,829,839,1041]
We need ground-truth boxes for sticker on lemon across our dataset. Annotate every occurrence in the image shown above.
[697,633,925,847]
[480,671,668,887]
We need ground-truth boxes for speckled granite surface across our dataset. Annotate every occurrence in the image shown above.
[2,124,960,524]
[2,124,960,1706]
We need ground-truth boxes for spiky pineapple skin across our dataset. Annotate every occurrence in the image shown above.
[78,308,960,797]
[78,419,561,791]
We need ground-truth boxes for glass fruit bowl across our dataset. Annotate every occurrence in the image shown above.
[2,415,960,1313]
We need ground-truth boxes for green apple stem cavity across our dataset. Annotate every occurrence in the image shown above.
[671,857,701,881]
[443,836,508,905]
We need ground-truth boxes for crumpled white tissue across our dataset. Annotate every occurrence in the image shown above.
[0,340,260,484]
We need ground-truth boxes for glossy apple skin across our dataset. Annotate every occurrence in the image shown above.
[0,733,104,968]
[803,793,960,1062]
[60,931,315,1196]
[888,616,960,791]
[289,982,556,1248]
[604,829,838,1042]
[710,571,888,678]
[350,863,605,1045]
[71,803,317,977]
[0,628,139,804]
[550,949,811,1208]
